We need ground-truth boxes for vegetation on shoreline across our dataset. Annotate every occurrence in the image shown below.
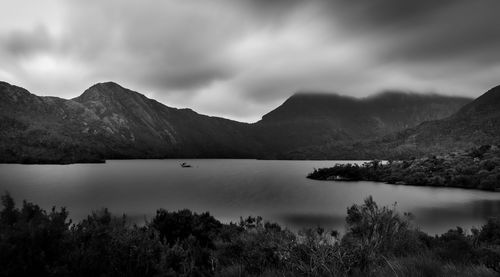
[308,145,500,191]
[1,193,499,276]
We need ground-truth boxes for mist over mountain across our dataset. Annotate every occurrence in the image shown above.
[253,91,471,158]
[392,85,500,154]
[288,85,500,159]
[0,81,480,163]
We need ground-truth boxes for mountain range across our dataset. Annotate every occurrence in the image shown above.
[253,91,470,158]
[2,80,497,163]
[0,81,260,163]
[287,85,500,159]
[386,85,500,156]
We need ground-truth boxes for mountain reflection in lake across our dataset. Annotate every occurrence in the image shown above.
[1,159,499,234]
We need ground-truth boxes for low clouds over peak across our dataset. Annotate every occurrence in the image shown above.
[1,0,499,122]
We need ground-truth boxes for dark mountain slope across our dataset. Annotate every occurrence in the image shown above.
[0,82,261,163]
[0,81,107,163]
[290,85,500,159]
[457,85,500,117]
[0,80,478,163]
[253,91,471,158]
[74,82,262,158]
[404,85,500,152]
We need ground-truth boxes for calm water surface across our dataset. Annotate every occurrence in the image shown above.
[1,159,499,234]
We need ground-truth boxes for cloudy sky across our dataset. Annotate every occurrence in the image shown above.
[1,0,500,122]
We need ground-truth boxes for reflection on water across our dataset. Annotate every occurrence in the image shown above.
[279,213,346,230]
[0,159,499,234]
[413,199,500,234]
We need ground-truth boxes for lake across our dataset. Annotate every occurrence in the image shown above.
[1,159,499,234]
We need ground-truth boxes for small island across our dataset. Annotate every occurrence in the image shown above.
[308,145,500,191]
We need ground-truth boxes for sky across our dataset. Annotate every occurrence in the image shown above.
[1,0,500,122]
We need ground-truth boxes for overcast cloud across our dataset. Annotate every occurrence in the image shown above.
[1,0,499,122]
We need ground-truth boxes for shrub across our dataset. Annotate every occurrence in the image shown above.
[341,196,419,273]
[1,192,499,276]
[478,218,500,245]
[67,209,166,277]
[434,227,476,264]
[289,227,343,276]
[0,193,71,276]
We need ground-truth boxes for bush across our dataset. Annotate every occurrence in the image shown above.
[372,254,443,277]
[478,218,500,245]
[341,196,422,274]
[217,216,295,275]
[434,227,476,264]
[1,192,499,276]
[67,209,165,277]
[0,193,71,276]
[289,227,344,276]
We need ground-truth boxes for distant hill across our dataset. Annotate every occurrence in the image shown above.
[253,91,471,158]
[73,82,261,158]
[0,81,105,163]
[0,81,260,163]
[390,85,500,155]
[286,86,500,159]
[0,81,476,163]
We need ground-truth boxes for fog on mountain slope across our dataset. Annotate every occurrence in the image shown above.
[297,85,500,160]
[253,91,471,157]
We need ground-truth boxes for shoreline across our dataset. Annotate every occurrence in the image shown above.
[307,145,500,192]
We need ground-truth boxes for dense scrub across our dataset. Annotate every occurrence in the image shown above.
[0,193,499,276]
[308,145,500,191]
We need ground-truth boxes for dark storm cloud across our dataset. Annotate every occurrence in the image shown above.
[307,0,499,60]
[330,0,457,29]
[52,0,255,91]
[372,2,500,64]
[140,65,234,91]
[3,26,53,57]
[1,0,500,122]
[242,0,305,20]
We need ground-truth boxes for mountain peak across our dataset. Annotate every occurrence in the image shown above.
[76,82,143,103]
[86,81,128,94]
[91,81,125,90]
[289,91,356,100]
[261,92,360,121]
[260,90,470,125]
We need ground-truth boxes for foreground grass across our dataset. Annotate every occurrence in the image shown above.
[1,193,499,277]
